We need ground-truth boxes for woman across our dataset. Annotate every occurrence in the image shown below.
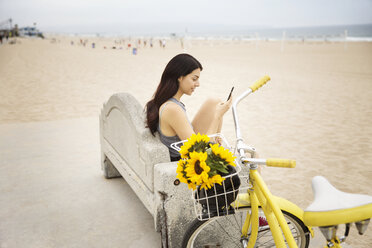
[145,53,232,161]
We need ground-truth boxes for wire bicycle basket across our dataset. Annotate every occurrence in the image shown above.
[171,134,242,220]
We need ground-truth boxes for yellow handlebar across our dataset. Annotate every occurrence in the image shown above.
[249,76,271,92]
[266,159,296,168]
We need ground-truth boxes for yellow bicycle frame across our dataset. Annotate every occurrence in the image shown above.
[238,169,311,248]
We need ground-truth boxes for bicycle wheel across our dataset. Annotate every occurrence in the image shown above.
[182,208,310,248]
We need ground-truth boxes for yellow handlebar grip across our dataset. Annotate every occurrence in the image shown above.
[250,76,271,92]
[266,159,296,168]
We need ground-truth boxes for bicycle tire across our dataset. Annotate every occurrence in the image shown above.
[182,207,310,248]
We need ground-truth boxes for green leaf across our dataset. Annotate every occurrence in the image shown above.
[208,171,218,177]
[217,167,229,174]
[206,148,212,155]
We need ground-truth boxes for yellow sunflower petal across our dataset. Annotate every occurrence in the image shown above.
[179,133,210,158]
[211,174,225,185]
[186,151,212,186]
[210,143,237,166]
[187,182,197,190]
[195,133,210,143]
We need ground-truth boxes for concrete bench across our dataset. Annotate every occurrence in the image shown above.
[99,93,194,247]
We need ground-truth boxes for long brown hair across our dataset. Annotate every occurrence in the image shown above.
[145,54,203,136]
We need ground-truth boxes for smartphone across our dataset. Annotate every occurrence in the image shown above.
[227,87,234,101]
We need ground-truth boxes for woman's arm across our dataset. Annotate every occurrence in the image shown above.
[162,98,232,141]
[161,103,195,140]
[204,98,232,135]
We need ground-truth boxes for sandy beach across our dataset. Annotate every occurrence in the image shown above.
[1,36,372,247]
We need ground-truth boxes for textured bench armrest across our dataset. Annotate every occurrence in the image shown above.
[153,162,195,247]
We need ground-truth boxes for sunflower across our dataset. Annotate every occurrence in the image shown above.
[192,133,211,144]
[210,174,225,185]
[187,181,197,190]
[179,141,192,159]
[179,133,210,159]
[176,134,237,191]
[209,143,236,166]
[176,159,189,184]
[185,151,211,185]
[200,174,225,190]
[176,159,197,190]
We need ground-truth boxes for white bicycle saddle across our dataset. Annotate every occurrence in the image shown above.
[305,176,372,212]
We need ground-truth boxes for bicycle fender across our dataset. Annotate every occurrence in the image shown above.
[273,196,314,237]
[234,193,314,237]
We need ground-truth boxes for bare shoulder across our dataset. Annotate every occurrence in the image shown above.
[159,100,194,139]
[161,101,184,116]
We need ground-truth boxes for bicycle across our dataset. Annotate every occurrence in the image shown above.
[171,76,372,248]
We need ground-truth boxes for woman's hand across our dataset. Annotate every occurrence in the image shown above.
[215,97,232,118]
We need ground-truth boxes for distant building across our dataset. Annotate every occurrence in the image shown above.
[18,26,44,38]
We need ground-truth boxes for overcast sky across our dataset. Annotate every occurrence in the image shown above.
[1,0,372,34]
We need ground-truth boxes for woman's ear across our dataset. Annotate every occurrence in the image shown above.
[178,76,183,84]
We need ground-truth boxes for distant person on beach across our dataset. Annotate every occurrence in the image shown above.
[180,38,184,49]
[145,54,232,161]
[161,39,166,48]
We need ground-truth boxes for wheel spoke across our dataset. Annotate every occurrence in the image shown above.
[184,209,309,248]
[232,211,242,231]
[224,214,242,233]
[257,239,276,247]
[214,218,242,247]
